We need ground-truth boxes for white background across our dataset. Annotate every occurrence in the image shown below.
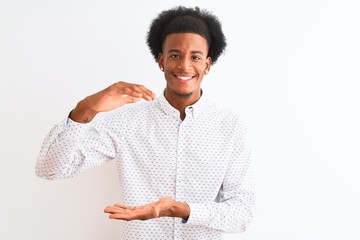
[1,0,359,239]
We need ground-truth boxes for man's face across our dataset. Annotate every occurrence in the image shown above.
[158,33,212,101]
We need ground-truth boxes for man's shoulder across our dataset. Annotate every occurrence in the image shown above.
[204,99,250,130]
[205,99,241,118]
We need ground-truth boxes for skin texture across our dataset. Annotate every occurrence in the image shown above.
[70,33,211,221]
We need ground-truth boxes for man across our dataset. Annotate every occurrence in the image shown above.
[36,6,255,239]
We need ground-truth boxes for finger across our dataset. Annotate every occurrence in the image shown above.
[126,85,156,101]
[114,203,136,209]
[108,212,134,221]
[121,95,143,104]
[104,206,139,220]
[137,85,156,100]
[104,204,136,215]
[123,87,143,98]
[108,207,158,221]
[121,88,151,103]
[114,82,156,101]
[104,206,119,213]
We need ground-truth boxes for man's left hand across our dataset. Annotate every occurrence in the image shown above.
[104,196,190,221]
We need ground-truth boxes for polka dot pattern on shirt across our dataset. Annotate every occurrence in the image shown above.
[36,93,255,240]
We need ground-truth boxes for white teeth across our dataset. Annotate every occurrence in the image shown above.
[177,76,192,81]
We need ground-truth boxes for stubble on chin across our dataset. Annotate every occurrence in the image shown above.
[174,90,193,98]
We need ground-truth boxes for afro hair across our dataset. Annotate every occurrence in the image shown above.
[146,6,227,65]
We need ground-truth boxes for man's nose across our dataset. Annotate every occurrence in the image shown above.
[177,58,192,70]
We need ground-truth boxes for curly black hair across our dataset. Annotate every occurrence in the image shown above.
[146,6,227,65]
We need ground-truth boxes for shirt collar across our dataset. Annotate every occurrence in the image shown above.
[157,89,208,119]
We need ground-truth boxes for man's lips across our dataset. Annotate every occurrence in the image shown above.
[174,74,195,82]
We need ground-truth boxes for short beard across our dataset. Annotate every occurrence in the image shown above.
[174,90,193,98]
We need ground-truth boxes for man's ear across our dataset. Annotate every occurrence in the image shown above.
[205,57,212,74]
[158,53,164,71]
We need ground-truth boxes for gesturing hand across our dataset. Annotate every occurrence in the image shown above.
[104,196,190,221]
[85,81,156,113]
[70,81,156,123]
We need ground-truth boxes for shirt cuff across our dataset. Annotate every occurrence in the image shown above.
[63,116,91,139]
[65,113,91,128]
[182,202,210,226]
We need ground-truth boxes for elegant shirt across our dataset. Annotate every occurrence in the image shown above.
[36,93,255,240]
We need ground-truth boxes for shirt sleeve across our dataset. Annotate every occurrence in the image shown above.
[184,120,255,233]
[35,115,118,180]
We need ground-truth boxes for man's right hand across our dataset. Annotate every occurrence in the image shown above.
[70,81,156,123]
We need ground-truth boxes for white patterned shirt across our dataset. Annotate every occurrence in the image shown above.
[36,93,255,240]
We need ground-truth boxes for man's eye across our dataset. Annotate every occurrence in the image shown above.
[170,55,179,59]
[192,56,201,60]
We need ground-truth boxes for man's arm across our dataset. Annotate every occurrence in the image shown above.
[35,81,156,180]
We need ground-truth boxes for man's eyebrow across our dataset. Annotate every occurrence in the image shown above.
[167,49,205,55]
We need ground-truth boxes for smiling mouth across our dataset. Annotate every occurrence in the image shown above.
[175,75,195,82]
